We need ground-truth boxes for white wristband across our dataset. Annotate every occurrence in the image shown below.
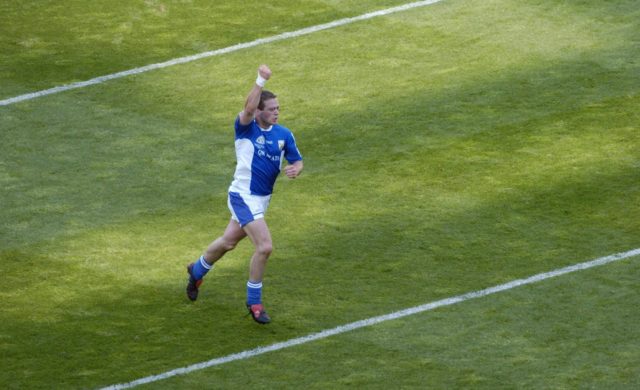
[256,74,267,87]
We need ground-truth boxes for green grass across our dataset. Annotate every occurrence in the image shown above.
[0,0,411,98]
[1,0,639,388]
[148,258,640,389]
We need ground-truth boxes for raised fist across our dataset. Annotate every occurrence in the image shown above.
[258,64,272,81]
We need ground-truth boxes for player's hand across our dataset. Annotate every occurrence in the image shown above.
[258,64,271,81]
[284,164,301,178]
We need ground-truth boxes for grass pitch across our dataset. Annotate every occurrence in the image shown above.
[1,0,639,388]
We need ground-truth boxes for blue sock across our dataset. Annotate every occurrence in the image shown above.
[246,281,263,305]
[191,255,212,280]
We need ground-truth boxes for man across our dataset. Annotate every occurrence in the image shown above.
[185,64,303,324]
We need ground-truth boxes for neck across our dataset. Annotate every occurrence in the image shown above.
[256,119,272,131]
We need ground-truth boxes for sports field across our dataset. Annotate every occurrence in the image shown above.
[1,0,639,388]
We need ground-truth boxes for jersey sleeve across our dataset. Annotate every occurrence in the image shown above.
[284,132,303,163]
[234,115,253,137]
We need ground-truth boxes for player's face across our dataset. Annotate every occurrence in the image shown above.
[258,98,279,126]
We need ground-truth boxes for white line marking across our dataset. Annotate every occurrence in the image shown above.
[99,248,640,390]
[0,0,443,107]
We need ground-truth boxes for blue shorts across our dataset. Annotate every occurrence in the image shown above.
[228,192,271,227]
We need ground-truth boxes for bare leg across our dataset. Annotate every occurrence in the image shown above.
[241,218,273,282]
[242,218,273,323]
[186,219,245,301]
[203,219,247,264]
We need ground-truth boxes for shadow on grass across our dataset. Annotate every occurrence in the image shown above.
[2,34,638,251]
[0,143,638,388]
[2,0,639,250]
[0,0,416,98]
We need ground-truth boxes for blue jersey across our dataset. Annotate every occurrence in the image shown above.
[229,117,302,196]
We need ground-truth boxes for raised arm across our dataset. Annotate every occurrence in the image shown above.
[238,64,272,125]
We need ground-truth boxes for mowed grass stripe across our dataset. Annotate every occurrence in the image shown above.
[0,0,442,107]
[2,1,637,388]
[99,248,640,390]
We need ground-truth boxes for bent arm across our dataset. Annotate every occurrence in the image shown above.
[284,160,303,179]
[238,65,271,125]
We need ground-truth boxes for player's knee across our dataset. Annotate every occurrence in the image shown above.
[222,239,238,252]
[214,235,239,252]
[257,241,273,257]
